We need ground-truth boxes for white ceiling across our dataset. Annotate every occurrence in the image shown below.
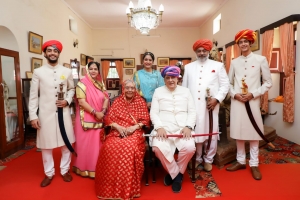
[62,0,228,29]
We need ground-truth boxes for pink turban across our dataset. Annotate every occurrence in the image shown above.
[161,66,181,78]
[235,29,257,44]
[42,40,63,52]
[193,39,213,51]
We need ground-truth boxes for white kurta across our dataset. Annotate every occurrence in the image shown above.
[228,52,272,140]
[29,64,75,149]
[149,85,196,162]
[182,59,229,143]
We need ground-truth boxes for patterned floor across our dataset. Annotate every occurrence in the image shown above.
[186,136,300,198]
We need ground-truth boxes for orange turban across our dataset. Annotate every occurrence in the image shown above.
[42,40,63,52]
[235,29,257,44]
[193,39,213,51]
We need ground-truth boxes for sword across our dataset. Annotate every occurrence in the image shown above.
[57,83,77,156]
[143,132,221,137]
[241,79,275,149]
[205,87,213,154]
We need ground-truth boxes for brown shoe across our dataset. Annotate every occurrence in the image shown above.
[251,167,262,180]
[203,163,212,172]
[40,176,52,187]
[226,162,246,171]
[62,172,73,182]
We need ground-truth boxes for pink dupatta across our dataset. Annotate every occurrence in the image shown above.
[76,65,109,130]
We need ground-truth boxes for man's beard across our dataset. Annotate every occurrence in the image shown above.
[196,54,209,62]
[45,55,59,64]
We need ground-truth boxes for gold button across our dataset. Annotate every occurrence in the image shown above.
[198,91,200,93]
[245,60,247,62]
[244,75,247,77]
[199,83,201,85]
[200,77,202,79]
[201,66,203,67]
[245,68,247,70]
[200,71,202,72]
[198,98,200,100]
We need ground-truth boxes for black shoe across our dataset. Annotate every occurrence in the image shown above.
[164,174,173,186]
[172,173,183,193]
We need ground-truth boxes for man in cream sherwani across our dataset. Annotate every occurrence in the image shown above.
[182,39,229,172]
[226,29,272,180]
[29,40,75,187]
[150,66,196,193]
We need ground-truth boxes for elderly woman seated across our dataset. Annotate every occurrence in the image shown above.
[95,79,150,200]
[150,66,196,193]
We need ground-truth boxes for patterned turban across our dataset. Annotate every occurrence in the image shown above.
[161,66,181,78]
[235,29,257,44]
[42,40,63,53]
[193,39,213,51]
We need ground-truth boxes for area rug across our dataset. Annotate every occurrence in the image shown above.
[258,136,300,164]
[187,166,222,198]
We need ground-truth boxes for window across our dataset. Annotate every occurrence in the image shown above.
[213,14,221,34]
[107,61,119,78]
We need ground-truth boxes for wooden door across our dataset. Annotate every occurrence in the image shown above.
[0,48,24,159]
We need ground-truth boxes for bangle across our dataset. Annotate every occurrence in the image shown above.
[138,123,142,129]
[91,109,96,116]
[101,107,107,114]
[90,109,95,114]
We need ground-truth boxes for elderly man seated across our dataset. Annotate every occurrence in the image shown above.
[150,66,196,193]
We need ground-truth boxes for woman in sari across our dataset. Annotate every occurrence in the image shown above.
[133,52,164,109]
[95,79,150,200]
[73,61,109,178]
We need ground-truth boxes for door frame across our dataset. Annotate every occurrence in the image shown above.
[0,47,24,159]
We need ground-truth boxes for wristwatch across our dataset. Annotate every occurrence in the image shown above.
[185,126,193,130]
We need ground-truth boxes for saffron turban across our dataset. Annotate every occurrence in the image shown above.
[161,66,181,78]
[193,39,213,51]
[235,29,257,44]
[42,40,63,52]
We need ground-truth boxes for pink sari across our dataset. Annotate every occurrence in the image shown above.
[73,65,109,178]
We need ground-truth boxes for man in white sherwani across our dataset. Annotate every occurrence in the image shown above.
[182,39,229,172]
[226,29,272,180]
[150,66,196,193]
[29,40,75,187]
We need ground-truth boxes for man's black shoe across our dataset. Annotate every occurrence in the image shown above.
[164,174,173,186]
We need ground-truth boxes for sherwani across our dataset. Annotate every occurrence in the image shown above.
[150,85,196,161]
[150,86,196,178]
[182,59,229,143]
[29,64,75,148]
[228,52,272,166]
[228,52,272,140]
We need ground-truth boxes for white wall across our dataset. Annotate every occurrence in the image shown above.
[0,0,93,78]
[91,27,201,80]
[198,0,300,144]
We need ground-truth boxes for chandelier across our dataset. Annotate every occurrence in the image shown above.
[126,0,164,35]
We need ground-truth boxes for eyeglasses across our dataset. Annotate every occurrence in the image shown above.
[124,86,136,90]
[164,76,177,81]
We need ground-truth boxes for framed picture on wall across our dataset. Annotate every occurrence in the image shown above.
[123,58,135,68]
[28,31,43,54]
[86,56,94,65]
[125,69,133,75]
[31,57,43,72]
[63,63,71,68]
[270,48,282,73]
[157,57,170,67]
[25,71,33,78]
[250,30,260,52]
[140,54,144,64]
[80,54,86,66]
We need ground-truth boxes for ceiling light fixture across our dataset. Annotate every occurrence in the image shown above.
[126,0,164,35]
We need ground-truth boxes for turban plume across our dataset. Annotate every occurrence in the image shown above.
[161,66,181,78]
[193,39,213,51]
[235,29,257,44]
[42,40,63,52]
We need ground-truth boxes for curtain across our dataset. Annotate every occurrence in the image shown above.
[101,60,110,84]
[182,59,191,66]
[233,44,241,59]
[115,60,123,82]
[225,46,232,73]
[170,59,178,66]
[279,23,295,123]
[261,30,274,114]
